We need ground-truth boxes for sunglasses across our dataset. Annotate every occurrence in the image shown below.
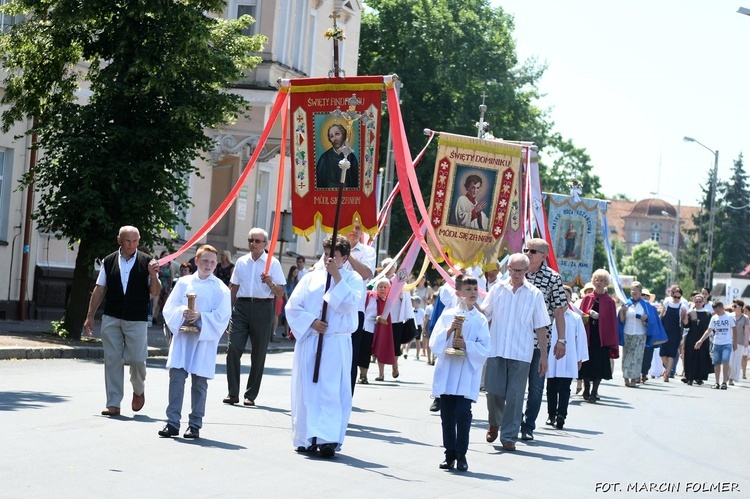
[248,238,267,244]
[523,248,540,255]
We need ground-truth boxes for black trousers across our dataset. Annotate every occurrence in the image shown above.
[350,312,365,394]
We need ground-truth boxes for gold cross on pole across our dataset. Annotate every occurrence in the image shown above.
[327,10,344,78]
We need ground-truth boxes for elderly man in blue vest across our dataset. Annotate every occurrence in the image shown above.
[85,225,161,417]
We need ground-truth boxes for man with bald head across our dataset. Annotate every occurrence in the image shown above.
[85,225,161,417]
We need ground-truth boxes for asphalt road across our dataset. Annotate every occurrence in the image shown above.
[1,352,747,498]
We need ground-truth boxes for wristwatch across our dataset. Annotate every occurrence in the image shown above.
[557,339,567,345]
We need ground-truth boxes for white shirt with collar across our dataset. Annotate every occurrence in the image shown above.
[96,248,143,293]
[481,278,550,362]
[231,251,286,299]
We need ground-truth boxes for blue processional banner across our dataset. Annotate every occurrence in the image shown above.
[547,193,599,287]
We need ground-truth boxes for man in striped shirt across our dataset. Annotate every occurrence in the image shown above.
[481,253,550,451]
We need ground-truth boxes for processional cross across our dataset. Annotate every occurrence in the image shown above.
[313,16,374,381]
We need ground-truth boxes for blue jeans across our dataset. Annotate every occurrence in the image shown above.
[440,395,473,458]
[522,347,544,434]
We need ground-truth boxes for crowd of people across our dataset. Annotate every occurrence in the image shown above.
[84,226,748,468]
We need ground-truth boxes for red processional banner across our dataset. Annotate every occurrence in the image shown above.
[288,76,382,238]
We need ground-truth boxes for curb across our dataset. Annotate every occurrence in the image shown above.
[0,343,294,361]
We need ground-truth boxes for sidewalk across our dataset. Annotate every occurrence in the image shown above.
[0,320,295,360]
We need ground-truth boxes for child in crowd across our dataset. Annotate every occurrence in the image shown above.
[546,285,589,429]
[429,276,490,472]
[403,296,425,360]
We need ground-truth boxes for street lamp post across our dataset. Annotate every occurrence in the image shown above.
[660,207,680,285]
[652,191,681,285]
[683,136,718,289]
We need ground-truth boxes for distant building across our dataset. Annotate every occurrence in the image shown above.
[606,198,700,258]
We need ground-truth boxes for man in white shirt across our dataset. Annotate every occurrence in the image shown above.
[481,253,550,451]
[224,228,286,407]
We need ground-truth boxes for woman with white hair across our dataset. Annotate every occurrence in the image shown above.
[578,269,618,402]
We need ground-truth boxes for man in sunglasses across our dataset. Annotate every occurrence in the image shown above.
[519,238,568,442]
[224,228,286,407]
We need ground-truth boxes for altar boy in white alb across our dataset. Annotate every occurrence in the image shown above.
[545,285,589,430]
[285,235,363,458]
[430,276,491,472]
[159,245,231,439]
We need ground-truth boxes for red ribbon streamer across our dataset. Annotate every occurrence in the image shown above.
[264,95,289,273]
[157,89,290,267]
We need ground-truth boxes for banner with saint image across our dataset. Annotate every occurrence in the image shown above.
[427,132,524,268]
[547,193,600,287]
[289,76,382,238]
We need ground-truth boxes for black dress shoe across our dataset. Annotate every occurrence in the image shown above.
[183,426,200,439]
[223,395,239,405]
[296,445,317,453]
[439,457,456,470]
[158,424,179,438]
[430,398,441,412]
[456,455,468,472]
[555,416,565,429]
[319,443,336,458]
[545,417,554,426]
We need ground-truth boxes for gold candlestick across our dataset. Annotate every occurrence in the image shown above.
[179,293,200,333]
[445,314,466,356]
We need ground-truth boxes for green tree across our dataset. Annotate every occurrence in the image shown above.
[0,0,265,339]
[538,132,603,199]
[610,193,634,202]
[620,240,675,298]
[719,153,750,273]
[681,169,727,286]
[611,237,627,271]
[359,0,551,255]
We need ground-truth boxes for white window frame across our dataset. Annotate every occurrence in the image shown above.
[291,0,309,72]
[232,0,262,36]
[307,9,318,75]
[276,0,292,66]
[0,148,11,242]
[0,0,20,33]
[254,166,272,229]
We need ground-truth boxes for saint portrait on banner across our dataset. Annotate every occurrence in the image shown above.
[449,168,494,230]
[315,119,360,189]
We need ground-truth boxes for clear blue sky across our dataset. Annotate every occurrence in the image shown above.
[492,0,750,207]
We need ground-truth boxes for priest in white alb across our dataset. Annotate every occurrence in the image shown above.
[285,235,363,458]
